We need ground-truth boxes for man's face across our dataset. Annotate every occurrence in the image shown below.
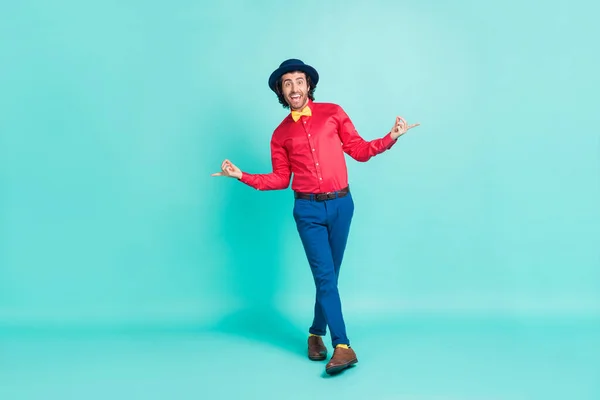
[280,71,309,111]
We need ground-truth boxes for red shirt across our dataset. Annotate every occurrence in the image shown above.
[239,100,398,193]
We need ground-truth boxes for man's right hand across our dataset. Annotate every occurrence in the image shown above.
[211,159,242,179]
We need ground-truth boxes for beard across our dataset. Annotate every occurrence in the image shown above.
[287,92,308,110]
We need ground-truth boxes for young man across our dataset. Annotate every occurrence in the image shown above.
[212,59,419,375]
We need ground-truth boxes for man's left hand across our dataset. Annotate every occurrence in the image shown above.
[391,116,420,140]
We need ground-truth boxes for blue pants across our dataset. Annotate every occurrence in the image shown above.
[293,192,354,347]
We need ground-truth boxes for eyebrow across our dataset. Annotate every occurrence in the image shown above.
[282,77,305,83]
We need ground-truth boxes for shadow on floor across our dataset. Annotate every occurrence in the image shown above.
[204,103,307,357]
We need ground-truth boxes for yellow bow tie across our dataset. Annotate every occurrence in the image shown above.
[291,106,312,122]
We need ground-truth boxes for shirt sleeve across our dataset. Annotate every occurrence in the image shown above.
[238,135,292,190]
[336,106,397,162]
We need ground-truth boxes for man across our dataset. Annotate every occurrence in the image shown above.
[212,59,419,375]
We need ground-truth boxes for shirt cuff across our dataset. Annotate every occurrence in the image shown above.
[239,172,250,184]
[382,132,398,149]
[238,172,260,190]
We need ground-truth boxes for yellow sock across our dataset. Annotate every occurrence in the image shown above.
[336,344,349,349]
[309,333,320,337]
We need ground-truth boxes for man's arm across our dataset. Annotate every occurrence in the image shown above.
[212,137,292,191]
[336,107,419,162]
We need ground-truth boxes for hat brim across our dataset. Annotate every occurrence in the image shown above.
[268,64,319,92]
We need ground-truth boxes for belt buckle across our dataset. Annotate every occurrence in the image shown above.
[317,192,334,201]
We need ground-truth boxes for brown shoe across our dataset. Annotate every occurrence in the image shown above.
[308,336,327,361]
[325,346,358,375]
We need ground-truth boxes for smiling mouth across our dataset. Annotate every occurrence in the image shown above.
[290,94,301,101]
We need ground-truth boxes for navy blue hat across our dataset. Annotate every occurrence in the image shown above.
[268,59,319,92]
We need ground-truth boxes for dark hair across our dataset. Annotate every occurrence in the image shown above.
[274,71,317,109]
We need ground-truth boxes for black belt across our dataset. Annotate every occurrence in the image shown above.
[294,186,350,201]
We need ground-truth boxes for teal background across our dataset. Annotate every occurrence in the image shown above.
[1,1,599,399]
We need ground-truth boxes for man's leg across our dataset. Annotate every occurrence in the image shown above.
[310,194,354,338]
[323,194,359,374]
[311,300,327,337]
[293,199,349,347]
[328,193,354,280]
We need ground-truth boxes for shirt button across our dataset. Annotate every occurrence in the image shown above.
[308,134,311,136]
[320,178,322,180]
[312,148,315,151]
[316,163,319,166]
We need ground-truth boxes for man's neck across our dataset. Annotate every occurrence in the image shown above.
[291,99,310,112]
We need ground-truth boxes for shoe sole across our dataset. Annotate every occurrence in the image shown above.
[325,358,358,375]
